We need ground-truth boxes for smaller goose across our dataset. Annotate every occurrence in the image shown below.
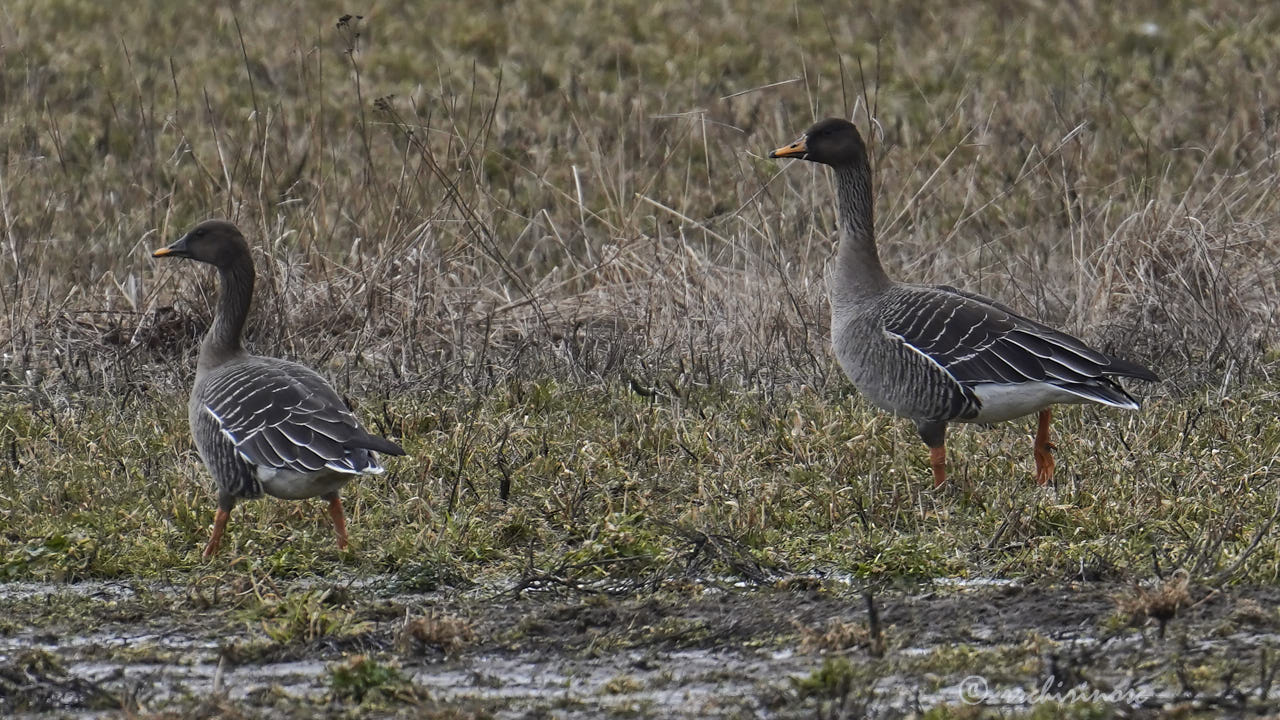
[769,119,1157,486]
[153,220,405,557]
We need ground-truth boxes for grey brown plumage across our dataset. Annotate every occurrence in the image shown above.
[153,220,405,556]
[770,118,1156,485]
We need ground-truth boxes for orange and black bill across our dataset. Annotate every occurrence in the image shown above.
[769,136,808,159]
[152,235,190,258]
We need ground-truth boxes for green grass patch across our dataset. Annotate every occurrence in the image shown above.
[4,375,1280,589]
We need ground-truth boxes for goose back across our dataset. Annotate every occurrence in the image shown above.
[833,282,1157,426]
[191,356,401,501]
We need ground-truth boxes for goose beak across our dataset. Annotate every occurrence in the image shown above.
[152,234,190,258]
[769,136,808,159]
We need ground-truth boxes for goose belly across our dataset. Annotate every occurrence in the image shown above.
[963,382,1083,424]
[254,466,352,499]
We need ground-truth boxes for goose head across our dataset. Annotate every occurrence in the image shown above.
[153,220,248,269]
[770,118,868,168]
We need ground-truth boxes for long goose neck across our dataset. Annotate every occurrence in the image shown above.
[831,162,891,301]
[199,256,254,373]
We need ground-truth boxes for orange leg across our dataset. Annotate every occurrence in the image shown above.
[1034,409,1056,485]
[202,508,230,558]
[328,496,349,550]
[930,445,948,488]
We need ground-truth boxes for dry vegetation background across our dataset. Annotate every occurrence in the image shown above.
[2,0,1277,396]
[3,0,1280,584]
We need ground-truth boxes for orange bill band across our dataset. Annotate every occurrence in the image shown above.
[152,247,173,257]
[769,137,808,158]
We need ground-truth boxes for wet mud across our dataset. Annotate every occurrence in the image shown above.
[3,576,1278,717]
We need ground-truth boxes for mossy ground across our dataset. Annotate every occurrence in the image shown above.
[5,376,1280,586]
[3,0,1280,717]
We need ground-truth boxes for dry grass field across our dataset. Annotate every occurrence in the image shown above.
[3,0,1280,717]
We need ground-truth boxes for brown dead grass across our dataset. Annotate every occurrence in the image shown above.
[396,610,477,656]
[0,1,1277,402]
[1114,569,1193,636]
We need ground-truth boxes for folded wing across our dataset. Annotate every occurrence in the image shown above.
[878,284,1156,412]
[200,359,405,476]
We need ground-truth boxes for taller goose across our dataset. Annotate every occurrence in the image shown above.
[153,220,405,557]
[769,119,1157,486]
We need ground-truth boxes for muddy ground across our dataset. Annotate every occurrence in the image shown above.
[3,574,1279,718]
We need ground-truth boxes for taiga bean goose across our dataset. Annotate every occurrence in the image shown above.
[769,119,1157,486]
[153,220,405,557]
